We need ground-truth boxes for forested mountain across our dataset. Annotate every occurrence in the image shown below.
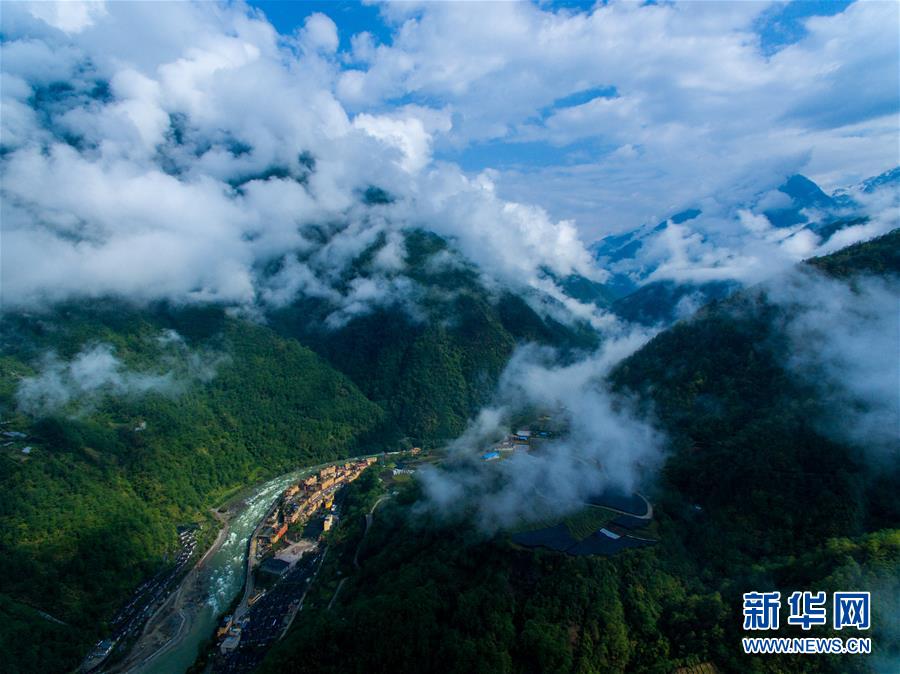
[595,169,899,326]
[260,230,899,674]
[2,3,896,673]
[594,170,896,274]
[0,304,387,671]
[0,229,597,672]
[610,279,739,327]
[1,227,895,673]
[269,229,599,442]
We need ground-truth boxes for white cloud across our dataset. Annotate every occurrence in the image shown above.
[764,268,900,455]
[419,331,662,530]
[299,12,339,54]
[28,1,108,34]
[18,343,169,414]
[353,106,451,173]
[0,1,605,327]
[15,331,228,416]
[334,0,896,242]
[0,0,896,324]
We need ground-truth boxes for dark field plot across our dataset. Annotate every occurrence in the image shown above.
[567,531,656,556]
[510,523,576,552]
[584,488,649,516]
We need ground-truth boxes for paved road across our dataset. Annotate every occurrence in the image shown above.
[213,551,325,673]
[84,529,197,673]
[106,454,380,672]
[233,498,279,623]
[353,496,388,569]
[327,578,347,611]
[106,513,228,673]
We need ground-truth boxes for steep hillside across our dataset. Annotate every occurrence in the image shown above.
[270,230,600,443]
[611,230,899,547]
[611,279,739,326]
[806,228,900,277]
[260,231,899,674]
[0,227,604,672]
[597,169,898,326]
[0,303,385,673]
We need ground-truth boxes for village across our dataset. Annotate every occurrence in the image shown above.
[480,419,558,462]
[213,456,378,667]
[256,455,378,560]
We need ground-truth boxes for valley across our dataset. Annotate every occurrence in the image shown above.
[93,455,381,674]
[2,2,898,672]
[0,230,896,674]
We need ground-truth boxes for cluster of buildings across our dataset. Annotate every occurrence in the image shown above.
[1,428,33,456]
[217,614,246,654]
[482,429,550,460]
[256,457,377,554]
[218,458,378,659]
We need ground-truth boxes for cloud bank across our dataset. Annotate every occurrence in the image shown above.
[2,1,897,325]
[419,331,662,531]
[355,1,898,237]
[16,331,226,415]
[0,1,599,327]
[417,260,900,529]
[765,268,900,456]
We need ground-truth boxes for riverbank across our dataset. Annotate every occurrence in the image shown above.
[232,493,280,623]
[105,454,383,673]
[106,508,234,673]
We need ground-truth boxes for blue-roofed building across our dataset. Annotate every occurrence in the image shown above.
[482,451,500,461]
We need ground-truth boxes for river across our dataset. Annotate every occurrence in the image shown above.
[132,469,307,674]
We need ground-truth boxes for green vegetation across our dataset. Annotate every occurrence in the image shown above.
[0,229,594,672]
[261,481,733,674]
[509,505,617,542]
[270,230,597,443]
[303,467,387,613]
[259,230,899,674]
[0,594,76,673]
[611,279,738,326]
[564,506,617,541]
[806,228,900,278]
[0,303,385,673]
[262,492,898,674]
[3,229,896,673]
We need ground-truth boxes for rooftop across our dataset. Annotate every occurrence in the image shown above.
[259,557,290,575]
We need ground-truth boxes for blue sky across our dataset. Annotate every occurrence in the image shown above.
[251,0,392,50]
[755,0,854,55]
[1,0,897,312]
[242,0,894,226]
[253,1,856,57]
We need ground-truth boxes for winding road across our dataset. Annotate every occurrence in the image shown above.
[353,495,389,570]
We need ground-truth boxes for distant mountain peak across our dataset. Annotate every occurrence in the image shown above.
[590,169,897,325]
[778,174,832,205]
[859,166,900,194]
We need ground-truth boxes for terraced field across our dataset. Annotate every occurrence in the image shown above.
[563,506,617,540]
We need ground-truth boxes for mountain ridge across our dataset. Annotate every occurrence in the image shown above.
[255,229,899,674]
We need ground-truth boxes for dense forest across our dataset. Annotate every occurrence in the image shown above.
[270,229,599,442]
[0,304,386,672]
[0,229,593,672]
[2,231,896,672]
[260,230,900,674]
